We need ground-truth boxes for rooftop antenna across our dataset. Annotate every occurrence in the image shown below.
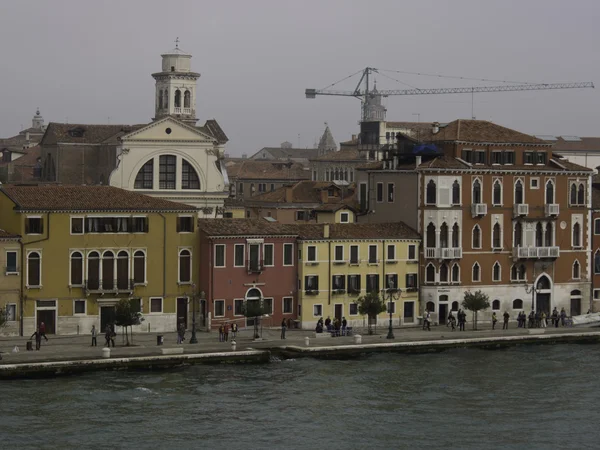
[297,133,300,148]
[175,37,180,49]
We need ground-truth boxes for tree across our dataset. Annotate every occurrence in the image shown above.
[114,299,144,346]
[242,300,268,339]
[462,290,490,330]
[357,292,387,335]
[0,306,6,329]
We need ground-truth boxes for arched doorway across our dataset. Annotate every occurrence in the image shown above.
[438,295,448,325]
[245,287,263,329]
[534,274,552,315]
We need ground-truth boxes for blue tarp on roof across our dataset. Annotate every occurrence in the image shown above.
[413,144,440,154]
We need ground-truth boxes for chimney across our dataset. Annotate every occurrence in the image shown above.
[25,131,30,142]
[320,188,329,204]
[285,185,293,203]
[323,224,330,239]
[415,155,422,167]
[432,122,440,135]
[352,134,357,141]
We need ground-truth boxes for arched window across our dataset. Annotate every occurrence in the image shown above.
[595,250,600,274]
[493,179,502,205]
[174,89,181,108]
[472,225,481,249]
[182,159,201,189]
[426,180,436,204]
[493,223,501,249]
[545,222,553,247]
[514,179,524,204]
[133,250,146,284]
[537,275,551,290]
[179,249,192,283]
[514,222,522,247]
[452,223,460,248]
[451,264,460,283]
[184,90,191,108]
[573,260,581,279]
[426,263,436,283]
[134,160,154,189]
[518,264,526,281]
[102,251,114,290]
[440,264,449,283]
[117,251,129,290]
[27,251,41,287]
[545,180,555,204]
[570,183,577,205]
[426,223,436,248]
[493,261,501,282]
[159,155,176,190]
[70,251,83,286]
[247,288,262,299]
[164,90,169,109]
[158,89,163,109]
[472,262,480,282]
[578,183,585,205]
[492,300,500,310]
[452,180,460,205]
[512,264,526,281]
[536,222,544,247]
[440,222,449,248]
[426,301,435,313]
[513,299,523,309]
[472,179,481,203]
[451,301,459,311]
[87,251,100,290]
[573,223,581,247]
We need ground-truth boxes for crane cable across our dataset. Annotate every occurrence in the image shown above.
[378,68,540,85]
[376,71,421,91]
[319,68,366,91]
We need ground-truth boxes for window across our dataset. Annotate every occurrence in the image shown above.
[263,298,273,315]
[472,262,480,282]
[570,182,585,206]
[350,245,359,264]
[426,180,436,204]
[595,289,600,300]
[537,152,547,164]
[595,251,600,274]
[214,300,225,317]
[452,224,460,248]
[27,251,41,287]
[313,304,323,316]
[215,245,225,268]
[461,149,472,162]
[26,217,43,234]
[332,275,345,291]
[514,222,523,247]
[387,183,394,202]
[283,297,293,314]
[117,251,130,289]
[386,274,398,290]
[264,244,274,266]
[514,179,524,204]
[70,251,83,286]
[234,244,245,267]
[578,183,585,205]
[426,264,435,283]
[174,89,181,107]
[102,251,114,290]
[492,180,502,206]
[305,275,319,292]
[406,273,418,290]
[134,160,154,189]
[573,223,582,248]
[132,217,149,233]
[472,225,481,249]
[5,304,16,321]
[504,151,515,165]
[159,155,176,189]
[348,274,361,293]
[513,299,523,309]
[368,245,378,264]
[475,150,486,164]
[296,211,307,221]
[177,216,194,233]
[452,180,460,205]
[6,251,18,274]
[87,251,100,290]
[366,274,380,293]
[573,260,581,279]
[595,219,600,235]
[184,90,191,108]
[492,300,500,310]
[387,245,395,261]
[376,182,384,202]
[492,151,502,164]
[334,245,344,262]
[307,246,317,262]
[493,223,502,249]
[492,261,501,282]
[233,299,244,316]
[71,217,84,234]
[531,178,539,189]
[511,264,526,282]
[132,250,145,284]
[439,264,449,283]
[408,245,416,261]
[524,152,534,164]
[340,212,349,223]
[179,249,191,283]
[472,179,481,204]
[349,303,358,315]
[74,300,86,315]
[283,244,293,266]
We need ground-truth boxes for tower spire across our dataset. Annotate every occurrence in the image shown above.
[175,37,180,49]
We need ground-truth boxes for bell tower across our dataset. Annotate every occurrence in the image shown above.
[152,38,200,125]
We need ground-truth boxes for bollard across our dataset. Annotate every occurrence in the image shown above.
[304,336,310,347]
[102,347,111,358]
[354,334,362,345]
[231,340,236,351]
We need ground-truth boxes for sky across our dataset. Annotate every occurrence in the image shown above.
[0,0,598,155]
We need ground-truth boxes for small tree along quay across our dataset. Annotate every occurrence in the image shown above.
[114,299,144,346]
[357,292,387,335]
[242,301,268,339]
[0,306,6,329]
[462,290,490,330]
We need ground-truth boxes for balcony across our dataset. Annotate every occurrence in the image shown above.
[367,258,380,266]
[545,204,560,216]
[305,289,319,296]
[182,107,192,115]
[305,260,319,266]
[349,258,361,266]
[348,287,361,295]
[332,288,346,294]
[174,107,182,114]
[247,259,263,274]
[425,247,463,259]
[513,203,529,217]
[471,203,487,217]
[513,247,560,259]
[333,259,346,265]
[84,279,134,295]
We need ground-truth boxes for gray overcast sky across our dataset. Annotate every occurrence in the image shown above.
[0,0,598,155]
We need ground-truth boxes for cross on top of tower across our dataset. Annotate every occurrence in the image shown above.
[175,37,180,49]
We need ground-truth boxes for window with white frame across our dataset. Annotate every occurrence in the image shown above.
[492,223,502,249]
[305,275,319,292]
[179,249,192,283]
[408,244,416,261]
[215,245,226,268]
[283,297,293,314]
[386,274,398,290]
[234,299,244,315]
[426,264,435,283]
[472,179,482,204]
[349,303,358,315]
[514,179,524,205]
[334,245,344,262]
[595,219,600,235]
[70,251,83,286]
[387,244,396,261]
[569,181,586,206]
[406,273,418,290]
[452,180,461,205]
[492,261,501,282]
[426,180,437,205]
[545,179,554,203]
[347,274,361,293]
[492,179,502,206]
[376,182,384,202]
[511,264,526,282]
[387,183,394,202]
[313,304,323,316]
[150,297,163,313]
[451,264,460,283]
[573,260,581,279]
[283,243,293,266]
[472,225,481,249]
[214,300,225,317]
[5,304,16,321]
[26,216,43,235]
[572,221,582,248]
[263,298,273,315]
[133,250,146,284]
[366,274,380,293]
[350,245,359,264]
[177,216,194,233]
[531,178,540,189]
[71,217,84,234]
[472,262,481,282]
[340,212,349,223]
[306,246,317,262]
[234,244,245,267]
[492,300,501,310]
[594,289,600,300]
[264,244,274,266]
[74,300,86,315]
[6,250,18,274]
[368,245,378,264]
[439,264,449,283]
[27,251,41,287]
[332,274,345,291]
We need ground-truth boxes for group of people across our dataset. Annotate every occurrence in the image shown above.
[516,307,569,328]
[442,310,468,331]
[29,321,49,350]
[218,322,238,342]
[315,316,348,336]
[491,311,511,330]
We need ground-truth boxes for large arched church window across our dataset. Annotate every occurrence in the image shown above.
[159,155,176,190]
[182,159,200,190]
[134,160,154,189]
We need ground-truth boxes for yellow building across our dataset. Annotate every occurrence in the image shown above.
[297,223,421,330]
[0,185,199,336]
[0,230,21,335]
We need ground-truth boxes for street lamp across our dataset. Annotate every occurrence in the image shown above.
[385,279,401,339]
[187,285,204,344]
[525,281,543,312]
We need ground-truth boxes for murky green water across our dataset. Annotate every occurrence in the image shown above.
[1,344,598,449]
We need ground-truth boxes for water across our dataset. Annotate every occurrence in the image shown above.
[1,345,599,450]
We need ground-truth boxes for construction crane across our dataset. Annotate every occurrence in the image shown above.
[305,67,594,121]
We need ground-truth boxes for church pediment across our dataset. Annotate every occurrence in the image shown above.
[121,117,216,143]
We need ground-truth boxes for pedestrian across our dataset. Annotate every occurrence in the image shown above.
[281,318,287,339]
[458,309,466,331]
[551,307,558,327]
[231,322,238,339]
[177,322,185,344]
[450,314,456,331]
[218,324,224,342]
[110,324,116,347]
[341,317,347,336]
[30,327,42,350]
[224,323,229,342]
[503,311,510,330]
[535,311,541,328]
[424,311,431,331]
[447,311,454,327]
[325,316,332,332]
[105,325,112,347]
[91,325,97,347]
[333,318,340,336]
[540,311,547,328]
[492,312,498,330]
[39,321,49,342]
[560,308,567,327]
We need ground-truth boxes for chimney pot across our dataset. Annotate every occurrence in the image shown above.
[432,122,440,135]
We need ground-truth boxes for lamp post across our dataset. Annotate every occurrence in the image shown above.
[385,280,401,339]
[188,285,204,344]
[525,282,542,312]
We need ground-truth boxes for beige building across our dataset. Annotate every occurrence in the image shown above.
[0,230,21,335]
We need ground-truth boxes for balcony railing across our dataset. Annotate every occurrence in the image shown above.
[332,288,346,294]
[348,287,361,294]
[84,279,134,294]
[513,247,560,259]
[513,203,529,217]
[367,258,380,265]
[174,107,182,114]
[471,203,487,217]
[305,260,319,266]
[247,259,263,273]
[305,289,319,295]
[425,247,463,259]
[333,259,346,265]
[183,107,192,114]
[349,258,360,266]
[545,204,560,216]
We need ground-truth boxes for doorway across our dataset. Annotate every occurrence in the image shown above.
[570,298,581,316]
[177,297,188,330]
[37,310,56,334]
[536,293,551,316]
[334,304,343,323]
[439,304,448,325]
[100,306,116,332]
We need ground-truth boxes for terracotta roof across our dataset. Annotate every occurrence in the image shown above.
[593,186,600,210]
[197,219,299,236]
[550,158,593,172]
[0,185,197,212]
[223,159,244,178]
[416,155,592,172]
[550,137,600,152]
[233,160,310,181]
[0,229,20,240]
[201,119,228,145]
[247,181,354,205]
[297,222,420,240]
[250,146,321,160]
[429,120,546,144]
[311,148,362,161]
[40,123,147,146]
[418,156,470,169]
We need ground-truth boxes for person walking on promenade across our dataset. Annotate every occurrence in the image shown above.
[458,309,466,331]
[325,316,332,332]
[231,322,238,339]
[218,324,224,342]
[224,323,229,342]
[110,324,116,347]
[492,312,498,330]
[91,325,97,347]
[177,323,185,344]
[424,311,431,331]
[341,317,347,336]
[447,311,454,328]
[540,311,547,328]
[39,321,49,342]
[30,327,42,350]
[104,325,112,347]
[281,319,287,339]
[551,307,559,327]
[560,308,567,327]
[528,310,534,328]
[503,311,510,330]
